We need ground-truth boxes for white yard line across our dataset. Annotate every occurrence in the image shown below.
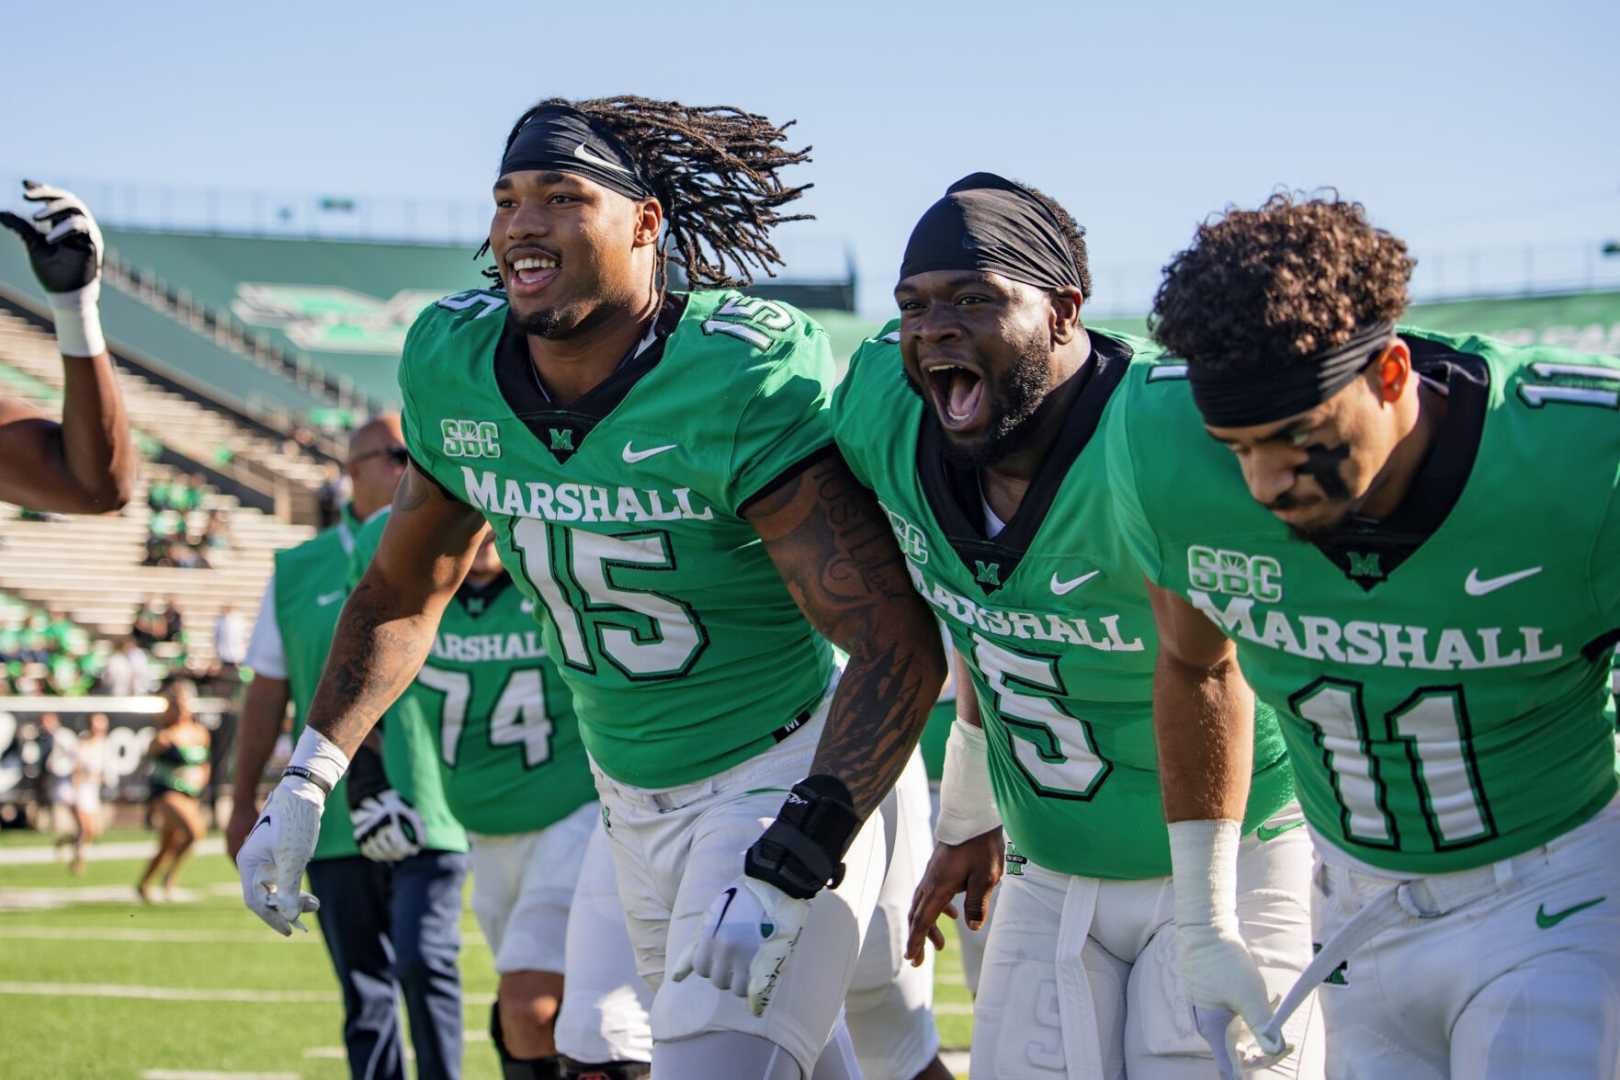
[0,978,495,1006]
[141,1071,299,1080]
[941,1050,970,1075]
[934,1001,971,1015]
[0,839,225,865]
[0,881,239,911]
[0,925,320,944]
[0,980,339,1003]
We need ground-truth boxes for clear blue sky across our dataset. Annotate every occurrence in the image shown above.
[6,0,1618,317]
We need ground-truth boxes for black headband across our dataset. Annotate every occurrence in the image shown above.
[499,106,652,201]
[899,172,1083,293]
[1187,321,1396,427]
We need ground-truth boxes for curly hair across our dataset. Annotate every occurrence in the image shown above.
[480,95,813,289]
[1149,192,1414,371]
[1020,182,1093,301]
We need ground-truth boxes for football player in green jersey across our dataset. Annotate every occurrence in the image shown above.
[1111,193,1620,1078]
[237,97,945,1080]
[841,174,1320,1078]
[349,516,652,1079]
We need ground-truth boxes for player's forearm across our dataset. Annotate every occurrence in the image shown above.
[1154,648,1255,822]
[951,648,983,729]
[57,352,134,512]
[231,676,288,807]
[812,606,945,820]
[302,575,448,757]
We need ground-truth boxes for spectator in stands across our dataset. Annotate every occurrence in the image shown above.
[213,603,246,672]
[196,509,235,554]
[161,597,184,644]
[164,540,208,569]
[131,596,165,649]
[0,183,137,515]
[316,464,347,529]
[100,635,152,697]
[138,680,210,902]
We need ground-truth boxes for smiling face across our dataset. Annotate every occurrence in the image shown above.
[1204,358,1407,538]
[489,169,661,339]
[895,269,1073,467]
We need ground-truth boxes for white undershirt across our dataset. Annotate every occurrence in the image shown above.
[978,477,1008,538]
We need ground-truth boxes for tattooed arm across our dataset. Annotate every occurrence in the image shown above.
[304,464,486,755]
[746,451,946,820]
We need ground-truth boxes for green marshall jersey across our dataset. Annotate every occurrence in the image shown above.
[834,323,1293,879]
[272,508,361,861]
[351,513,594,836]
[1110,328,1620,875]
[400,288,836,789]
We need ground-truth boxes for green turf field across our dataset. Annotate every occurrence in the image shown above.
[0,828,972,1078]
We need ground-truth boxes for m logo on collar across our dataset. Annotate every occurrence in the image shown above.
[974,560,1002,587]
[1347,551,1384,581]
[441,419,500,459]
[1188,545,1282,603]
[549,428,574,452]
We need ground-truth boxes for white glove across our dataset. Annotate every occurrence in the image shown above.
[0,181,105,357]
[670,875,812,1016]
[238,727,348,936]
[352,790,423,863]
[1169,820,1287,1075]
[236,777,324,935]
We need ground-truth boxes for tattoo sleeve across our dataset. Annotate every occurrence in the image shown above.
[750,453,946,819]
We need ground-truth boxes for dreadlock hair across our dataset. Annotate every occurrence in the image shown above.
[480,95,813,289]
[1020,182,1093,302]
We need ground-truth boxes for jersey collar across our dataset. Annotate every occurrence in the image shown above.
[916,329,1132,594]
[493,293,688,464]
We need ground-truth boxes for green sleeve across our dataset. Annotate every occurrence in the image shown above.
[829,333,893,491]
[724,324,837,513]
[1103,381,1168,586]
[397,308,455,493]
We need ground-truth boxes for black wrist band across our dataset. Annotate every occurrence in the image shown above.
[282,765,333,797]
[745,775,861,901]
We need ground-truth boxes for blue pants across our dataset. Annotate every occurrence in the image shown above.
[308,851,469,1080]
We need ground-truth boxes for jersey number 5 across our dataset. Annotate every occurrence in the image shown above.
[972,634,1112,799]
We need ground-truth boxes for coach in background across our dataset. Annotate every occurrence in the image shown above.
[0,181,134,514]
[228,416,469,1080]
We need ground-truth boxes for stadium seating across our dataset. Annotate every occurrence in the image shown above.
[0,309,332,521]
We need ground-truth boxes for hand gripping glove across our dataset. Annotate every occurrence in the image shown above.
[352,790,424,863]
[237,728,348,935]
[0,181,106,356]
[671,775,860,1016]
[1170,820,1289,1077]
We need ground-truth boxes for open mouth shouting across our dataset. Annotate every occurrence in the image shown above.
[506,247,562,297]
[921,358,988,434]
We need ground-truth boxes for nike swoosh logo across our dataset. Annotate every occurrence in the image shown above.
[1256,820,1306,842]
[1050,570,1101,596]
[715,886,738,928]
[1536,896,1605,929]
[316,591,344,607]
[574,142,634,176]
[623,441,677,464]
[1464,565,1542,596]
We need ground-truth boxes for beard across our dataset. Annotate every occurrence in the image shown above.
[905,335,1054,469]
[507,304,566,339]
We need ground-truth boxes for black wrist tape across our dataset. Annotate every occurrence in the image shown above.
[744,775,861,900]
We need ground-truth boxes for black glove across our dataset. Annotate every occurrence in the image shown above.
[0,180,103,293]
